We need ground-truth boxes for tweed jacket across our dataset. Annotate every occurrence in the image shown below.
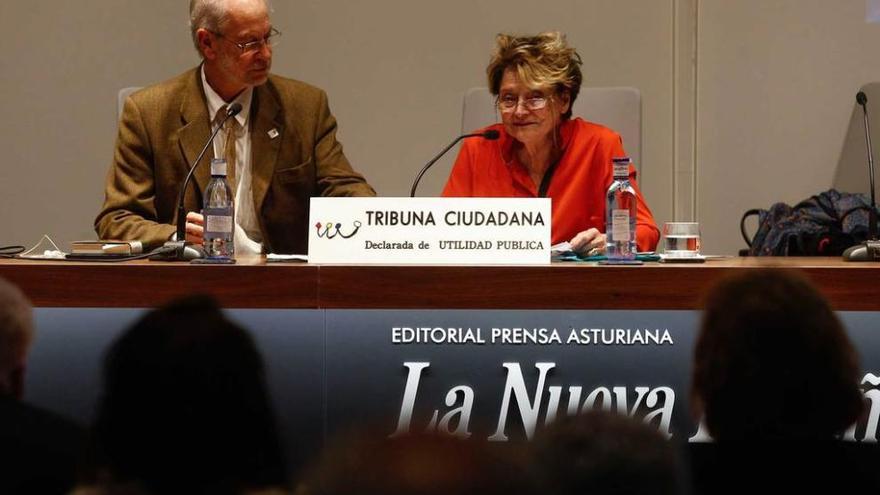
[95,67,375,254]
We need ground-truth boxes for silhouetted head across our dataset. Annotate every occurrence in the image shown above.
[692,269,864,440]
[90,295,285,493]
[530,410,682,495]
[296,429,534,495]
[0,277,33,399]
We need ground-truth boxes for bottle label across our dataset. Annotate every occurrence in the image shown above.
[611,209,631,241]
[204,209,233,235]
[613,162,629,179]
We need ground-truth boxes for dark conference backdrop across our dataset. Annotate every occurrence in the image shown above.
[27,308,880,458]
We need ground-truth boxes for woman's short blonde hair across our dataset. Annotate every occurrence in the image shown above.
[487,32,583,120]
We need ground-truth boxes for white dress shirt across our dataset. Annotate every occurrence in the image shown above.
[201,66,263,255]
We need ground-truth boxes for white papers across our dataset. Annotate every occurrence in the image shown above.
[266,253,308,263]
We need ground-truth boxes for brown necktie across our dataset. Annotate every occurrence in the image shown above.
[223,115,239,193]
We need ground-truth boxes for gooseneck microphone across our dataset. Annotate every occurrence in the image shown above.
[843,91,880,261]
[858,91,877,241]
[151,102,243,261]
[409,130,500,197]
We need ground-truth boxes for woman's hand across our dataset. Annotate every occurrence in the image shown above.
[570,228,606,256]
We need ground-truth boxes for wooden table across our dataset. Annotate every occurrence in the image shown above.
[1,257,876,310]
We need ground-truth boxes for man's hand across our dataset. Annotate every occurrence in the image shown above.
[569,228,606,256]
[185,212,205,245]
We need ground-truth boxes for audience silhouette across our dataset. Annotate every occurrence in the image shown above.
[9,268,880,494]
[530,410,685,495]
[688,269,879,493]
[0,277,86,494]
[294,429,534,495]
[75,296,288,495]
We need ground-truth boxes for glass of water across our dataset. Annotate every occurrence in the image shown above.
[663,222,701,258]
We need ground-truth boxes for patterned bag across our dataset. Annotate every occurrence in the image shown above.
[741,189,874,256]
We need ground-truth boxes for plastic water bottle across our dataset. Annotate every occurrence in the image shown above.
[202,158,235,259]
[605,157,637,260]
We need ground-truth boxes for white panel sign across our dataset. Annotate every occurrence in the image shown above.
[308,197,551,264]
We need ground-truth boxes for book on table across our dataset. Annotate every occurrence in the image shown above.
[69,240,143,256]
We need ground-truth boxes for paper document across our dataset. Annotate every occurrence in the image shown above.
[266,253,308,263]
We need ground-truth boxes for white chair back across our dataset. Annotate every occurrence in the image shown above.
[117,87,142,120]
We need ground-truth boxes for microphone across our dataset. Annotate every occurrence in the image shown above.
[151,102,243,261]
[409,130,500,197]
[226,102,243,118]
[843,91,880,261]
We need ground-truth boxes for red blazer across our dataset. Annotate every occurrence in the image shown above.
[442,118,660,251]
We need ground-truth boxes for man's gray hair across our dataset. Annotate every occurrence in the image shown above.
[189,0,231,54]
[0,278,33,377]
[189,0,272,55]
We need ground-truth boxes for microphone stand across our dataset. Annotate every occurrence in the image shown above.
[410,130,500,197]
[151,104,242,261]
[844,91,880,261]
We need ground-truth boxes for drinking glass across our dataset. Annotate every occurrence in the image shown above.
[663,222,701,258]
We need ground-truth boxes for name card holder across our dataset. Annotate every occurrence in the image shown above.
[308,197,550,265]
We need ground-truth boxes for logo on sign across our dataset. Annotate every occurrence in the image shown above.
[315,220,362,239]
